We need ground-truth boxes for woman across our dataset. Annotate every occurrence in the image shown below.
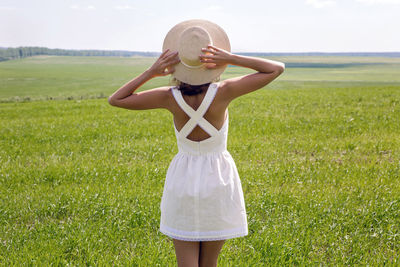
[108,19,284,267]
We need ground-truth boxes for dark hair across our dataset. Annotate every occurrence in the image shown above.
[178,82,211,96]
[170,77,220,96]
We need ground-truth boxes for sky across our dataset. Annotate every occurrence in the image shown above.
[0,0,399,52]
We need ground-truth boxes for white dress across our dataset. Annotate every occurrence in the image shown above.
[160,83,248,241]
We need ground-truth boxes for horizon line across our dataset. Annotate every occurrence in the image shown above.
[1,45,400,54]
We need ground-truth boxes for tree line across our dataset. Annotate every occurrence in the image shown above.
[1,46,399,62]
[0,46,160,61]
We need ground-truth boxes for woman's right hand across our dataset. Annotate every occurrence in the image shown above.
[147,49,180,77]
[199,45,234,69]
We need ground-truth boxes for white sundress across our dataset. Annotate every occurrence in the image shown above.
[159,82,248,241]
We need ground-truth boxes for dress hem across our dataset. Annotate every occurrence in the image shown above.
[160,224,248,241]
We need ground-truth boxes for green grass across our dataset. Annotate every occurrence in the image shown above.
[0,55,400,265]
[1,55,400,101]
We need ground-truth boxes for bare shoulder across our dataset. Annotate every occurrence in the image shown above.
[154,85,180,111]
[214,80,234,105]
[212,81,231,108]
[147,86,176,110]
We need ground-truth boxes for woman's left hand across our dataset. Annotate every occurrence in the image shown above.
[148,49,180,77]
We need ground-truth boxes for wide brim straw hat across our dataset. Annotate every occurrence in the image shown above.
[162,19,230,85]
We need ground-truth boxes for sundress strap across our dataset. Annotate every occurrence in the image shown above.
[172,83,219,138]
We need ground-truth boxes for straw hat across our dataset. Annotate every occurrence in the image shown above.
[162,19,231,85]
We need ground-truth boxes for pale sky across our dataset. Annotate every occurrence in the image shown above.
[0,0,399,52]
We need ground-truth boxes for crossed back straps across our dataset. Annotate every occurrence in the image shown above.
[172,83,220,139]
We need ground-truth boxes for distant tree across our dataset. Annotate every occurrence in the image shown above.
[0,46,399,62]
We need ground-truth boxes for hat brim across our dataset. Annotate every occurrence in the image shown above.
[162,19,231,85]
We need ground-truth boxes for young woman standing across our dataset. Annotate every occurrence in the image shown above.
[109,19,284,267]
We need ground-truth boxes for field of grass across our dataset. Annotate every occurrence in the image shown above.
[1,55,400,102]
[1,55,400,265]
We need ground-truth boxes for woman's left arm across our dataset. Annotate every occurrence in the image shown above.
[108,49,180,110]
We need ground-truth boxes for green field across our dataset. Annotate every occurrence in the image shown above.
[1,55,400,265]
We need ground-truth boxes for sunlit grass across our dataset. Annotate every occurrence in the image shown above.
[0,56,399,265]
[1,55,400,101]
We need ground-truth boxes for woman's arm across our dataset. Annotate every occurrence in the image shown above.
[108,49,180,110]
[200,45,285,102]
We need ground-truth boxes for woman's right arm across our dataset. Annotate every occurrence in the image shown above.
[200,45,285,102]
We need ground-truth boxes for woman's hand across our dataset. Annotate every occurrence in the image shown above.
[199,45,234,69]
[148,49,181,77]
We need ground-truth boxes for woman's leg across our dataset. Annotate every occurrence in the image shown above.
[173,239,200,267]
[198,240,225,267]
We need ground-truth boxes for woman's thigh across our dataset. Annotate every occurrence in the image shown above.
[199,240,225,267]
[173,239,200,267]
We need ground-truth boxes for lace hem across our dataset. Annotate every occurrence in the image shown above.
[160,224,248,241]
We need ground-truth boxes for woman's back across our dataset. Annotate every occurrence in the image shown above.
[169,82,228,142]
